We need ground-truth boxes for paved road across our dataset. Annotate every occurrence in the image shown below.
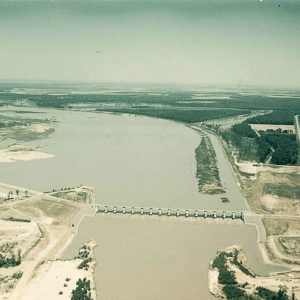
[295,115,300,142]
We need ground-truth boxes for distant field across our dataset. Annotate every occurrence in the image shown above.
[247,110,300,125]
[1,84,300,127]
[95,107,250,123]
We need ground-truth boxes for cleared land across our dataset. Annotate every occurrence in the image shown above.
[18,241,96,300]
[263,218,300,265]
[225,140,300,267]
[0,194,81,299]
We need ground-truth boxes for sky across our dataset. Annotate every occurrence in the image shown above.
[0,0,300,88]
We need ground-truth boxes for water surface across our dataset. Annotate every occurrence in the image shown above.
[0,108,245,210]
[64,215,282,300]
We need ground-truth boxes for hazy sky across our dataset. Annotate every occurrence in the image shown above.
[0,0,300,88]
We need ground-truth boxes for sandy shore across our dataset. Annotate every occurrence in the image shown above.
[209,245,300,299]
[0,145,54,163]
[0,194,83,300]
[17,241,97,300]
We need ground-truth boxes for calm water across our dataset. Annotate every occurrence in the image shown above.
[63,215,282,300]
[0,107,246,210]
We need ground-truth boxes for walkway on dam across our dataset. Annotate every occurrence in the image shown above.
[91,204,248,221]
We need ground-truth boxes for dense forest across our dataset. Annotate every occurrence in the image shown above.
[1,87,300,126]
[264,134,298,165]
[1,88,300,114]
[247,110,299,125]
[221,123,272,162]
[221,122,299,165]
[95,107,249,123]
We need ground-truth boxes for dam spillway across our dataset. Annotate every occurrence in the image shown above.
[91,205,245,221]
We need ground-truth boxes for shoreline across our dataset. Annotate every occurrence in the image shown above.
[208,245,300,299]
[0,144,54,163]
[17,241,97,300]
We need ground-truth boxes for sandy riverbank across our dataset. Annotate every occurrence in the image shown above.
[0,145,54,163]
[209,245,300,299]
[17,241,97,300]
[0,194,83,299]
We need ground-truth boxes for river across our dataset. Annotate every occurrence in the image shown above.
[0,107,283,299]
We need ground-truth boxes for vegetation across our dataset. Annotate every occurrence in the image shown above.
[221,122,299,165]
[0,246,21,268]
[71,278,92,300]
[96,107,249,123]
[78,258,92,270]
[213,250,293,300]
[77,243,94,270]
[4,217,31,223]
[223,286,291,300]
[221,122,271,162]
[256,287,290,300]
[256,287,278,299]
[12,272,23,279]
[195,137,225,194]
[222,285,251,299]
[263,183,300,200]
[0,114,54,142]
[232,249,255,277]
[247,110,300,125]
[264,134,298,165]
[52,190,88,203]
[212,251,237,285]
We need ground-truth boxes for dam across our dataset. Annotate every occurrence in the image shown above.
[92,204,246,221]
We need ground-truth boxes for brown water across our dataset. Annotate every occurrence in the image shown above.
[0,107,284,299]
[0,107,247,210]
[63,215,282,300]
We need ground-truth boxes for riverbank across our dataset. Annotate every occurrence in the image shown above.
[17,241,97,300]
[0,189,83,299]
[0,144,54,163]
[63,213,284,300]
[209,245,300,299]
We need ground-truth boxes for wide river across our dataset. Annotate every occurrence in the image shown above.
[0,107,282,299]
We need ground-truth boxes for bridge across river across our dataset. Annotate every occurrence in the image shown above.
[92,205,245,221]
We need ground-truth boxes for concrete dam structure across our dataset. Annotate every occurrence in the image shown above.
[92,205,245,221]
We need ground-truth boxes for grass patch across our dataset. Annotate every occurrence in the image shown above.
[263,183,300,200]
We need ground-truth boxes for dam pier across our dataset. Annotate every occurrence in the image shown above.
[92,204,246,221]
